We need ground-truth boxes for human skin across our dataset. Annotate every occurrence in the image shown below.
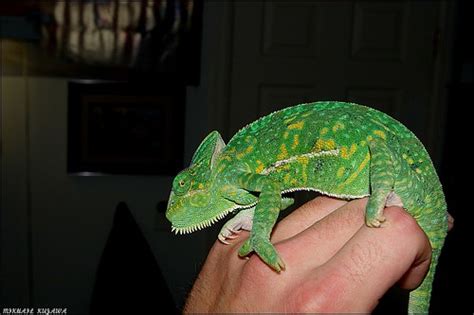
[184,197,453,313]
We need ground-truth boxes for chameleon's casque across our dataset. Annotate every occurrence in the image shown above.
[166,101,447,313]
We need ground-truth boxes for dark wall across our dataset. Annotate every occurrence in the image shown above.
[436,0,473,314]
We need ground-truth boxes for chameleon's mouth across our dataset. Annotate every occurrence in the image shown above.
[171,207,237,235]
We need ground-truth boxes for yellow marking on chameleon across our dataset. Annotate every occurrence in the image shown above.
[255,160,265,174]
[373,130,386,140]
[407,158,414,165]
[340,143,358,159]
[339,152,370,189]
[416,168,422,174]
[198,183,204,189]
[281,164,290,170]
[283,131,289,139]
[301,111,312,117]
[349,143,357,155]
[313,139,324,151]
[332,122,345,132]
[337,166,345,178]
[245,135,257,144]
[326,139,336,150]
[320,127,329,135]
[369,118,393,133]
[313,138,336,152]
[360,140,366,146]
[402,153,408,159]
[367,135,373,141]
[297,155,309,165]
[418,159,423,163]
[222,155,232,161]
[236,146,254,160]
[277,143,288,160]
[291,134,300,150]
[340,146,349,158]
[288,121,305,130]
[302,165,308,184]
[217,165,226,173]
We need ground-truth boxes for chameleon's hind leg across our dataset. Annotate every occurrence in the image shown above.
[366,138,396,227]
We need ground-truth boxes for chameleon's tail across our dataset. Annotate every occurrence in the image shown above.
[407,246,442,314]
[407,210,447,314]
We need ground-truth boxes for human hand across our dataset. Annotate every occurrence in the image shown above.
[183,197,443,313]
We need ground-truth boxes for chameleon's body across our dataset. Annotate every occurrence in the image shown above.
[166,101,447,313]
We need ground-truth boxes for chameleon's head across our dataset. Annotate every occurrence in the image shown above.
[166,131,239,234]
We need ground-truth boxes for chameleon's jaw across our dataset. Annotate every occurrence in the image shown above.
[170,206,238,235]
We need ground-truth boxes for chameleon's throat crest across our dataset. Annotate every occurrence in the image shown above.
[171,203,257,235]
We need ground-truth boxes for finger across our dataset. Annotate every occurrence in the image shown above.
[307,207,431,311]
[447,212,454,231]
[272,196,348,243]
[274,198,368,273]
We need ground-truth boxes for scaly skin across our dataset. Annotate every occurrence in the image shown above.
[166,101,447,313]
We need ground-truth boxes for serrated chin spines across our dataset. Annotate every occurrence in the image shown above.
[171,207,236,235]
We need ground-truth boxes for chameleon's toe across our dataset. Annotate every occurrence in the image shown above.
[365,197,387,228]
[218,233,230,245]
[239,237,286,272]
[218,223,246,244]
[365,214,386,227]
[238,238,253,256]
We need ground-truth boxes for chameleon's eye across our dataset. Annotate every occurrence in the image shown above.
[173,172,191,195]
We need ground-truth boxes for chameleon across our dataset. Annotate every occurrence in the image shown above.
[165,101,447,313]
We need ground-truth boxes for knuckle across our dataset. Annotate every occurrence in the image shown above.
[291,273,345,312]
[386,207,423,238]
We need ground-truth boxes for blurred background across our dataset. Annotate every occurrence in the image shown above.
[1,1,472,314]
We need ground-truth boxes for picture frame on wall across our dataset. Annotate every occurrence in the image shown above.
[67,80,185,175]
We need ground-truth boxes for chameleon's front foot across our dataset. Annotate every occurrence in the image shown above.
[238,236,286,272]
[218,207,254,244]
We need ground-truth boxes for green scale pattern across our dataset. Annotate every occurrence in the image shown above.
[166,101,448,313]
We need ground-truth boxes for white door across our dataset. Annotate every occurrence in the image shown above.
[227,1,443,154]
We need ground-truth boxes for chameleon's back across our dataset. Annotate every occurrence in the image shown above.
[227,101,447,313]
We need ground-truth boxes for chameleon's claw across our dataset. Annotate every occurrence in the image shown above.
[218,234,231,245]
[218,227,242,244]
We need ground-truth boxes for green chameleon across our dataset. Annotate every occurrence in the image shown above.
[166,101,447,313]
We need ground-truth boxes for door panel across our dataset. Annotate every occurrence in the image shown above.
[228,1,439,147]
